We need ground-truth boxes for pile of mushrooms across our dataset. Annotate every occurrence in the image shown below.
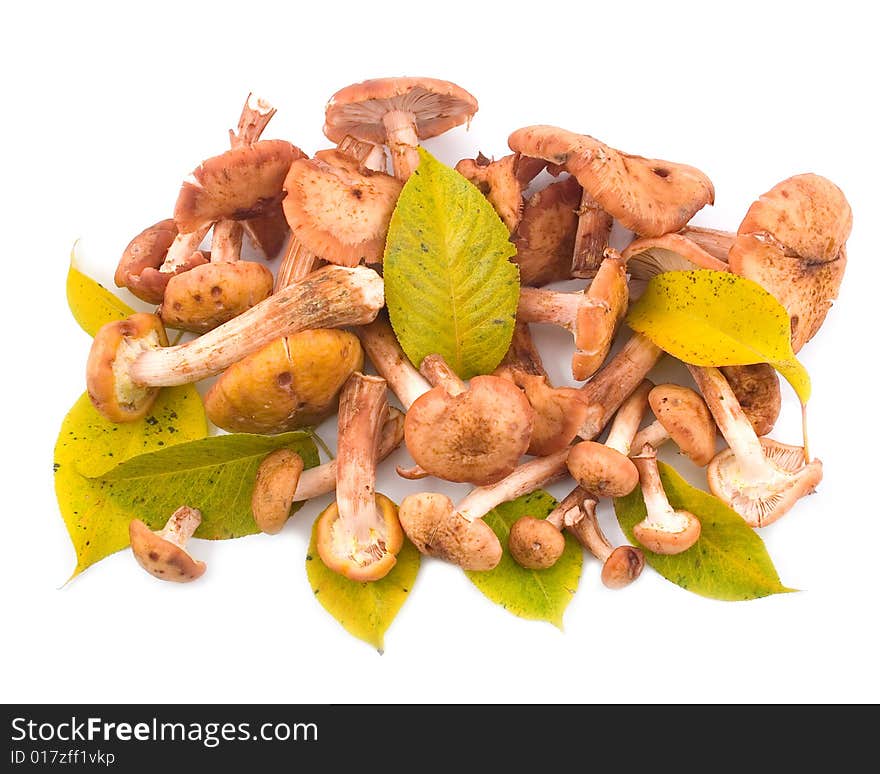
[86,77,851,587]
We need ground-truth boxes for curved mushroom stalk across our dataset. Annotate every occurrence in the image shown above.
[399,450,571,571]
[689,365,823,527]
[129,506,206,583]
[518,248,628,380]
[315,373,404,582]
[622,232,730,280]
[87,265,384,423]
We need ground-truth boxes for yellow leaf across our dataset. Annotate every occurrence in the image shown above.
[66,243,135,336]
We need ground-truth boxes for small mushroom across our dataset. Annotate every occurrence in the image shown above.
[622,231,730,280]
[566,380,652,498]
[720,364,781,437]
[87,265,384,422]
[517,247,629,380]
[630,444,702,554]
[323,76,478,180]
[129,506,206,582]
[455,152,544,232]
[399,449,571,570]
[630,384,716,466]
[689,365,823,527]
[509,124,715,276]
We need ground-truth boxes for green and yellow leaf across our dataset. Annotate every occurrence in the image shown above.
[67,244,135,336]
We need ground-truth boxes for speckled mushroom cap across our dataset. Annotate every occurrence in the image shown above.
[251,449,305,535]
[508,125,715,238]
[728,173,852,352]
[282,149,402,267]
[622,232,729,280]
[129,509,206,583]
[323,77,478,145]
[648,384,716,467]
[566,440,639,498]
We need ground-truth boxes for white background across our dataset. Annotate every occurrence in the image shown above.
[3,1,877,704]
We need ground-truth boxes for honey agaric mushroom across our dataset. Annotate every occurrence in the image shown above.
[688,365,823,527]
[509,124,715,277]
[630,384,716,467]
[315,373,404,582]
[204,329,364,433]
[518,248,629,380]
[728,173,852,352]
[566,380,652,498]
[622,231,729,280]
[250,409,405,535]
[87,265,384,422]
[323,76,478,180]
[720,364,781,437]
[129,506,206,583]
[399,449,571,571]
[631,444,701,555]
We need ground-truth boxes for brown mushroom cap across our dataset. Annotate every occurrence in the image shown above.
[251,449,305,534]
[398,492,502,571]
[508,125,714,237]
[728,173,852,352]
[632,510,701,555]
[455,152,539,232]
[601,546,646,589]
[566,440,640,498]
[282,149,402,267]
[648,384,716,466]
[720,364,781,437]
[174,140,305,233]
[87,312,168,423]
[404,374,534,486]
[508,516,566,570]
[205,329,364,434]
[129,515,206,583]
[323,77,478,145]
[506,373,589,456]
[622,232,729,280]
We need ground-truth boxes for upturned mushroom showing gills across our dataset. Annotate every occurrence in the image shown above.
[86,264,384,422]
[129,506,206,583]
[323,76,478,180]
[688,365,823,527]
[621,231,730,280]
[315,373,404,582]
[399,449,571,571]
[517,248,629,380]
[509,124,715,277]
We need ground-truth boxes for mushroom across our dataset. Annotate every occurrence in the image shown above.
[728,173,852,352]
[630,444,702,555]
[509,124,715,277]
[315,373,404,582]
[688,365,823,527]
[204,329,364,433]
[399,449,571,571]
[630,384,716,466]
[622,231,730,280]
[323,76,478,180]
[87,264,384,422]
[251,408,405,534]
[719,364,780,437]
[517,247,629,380]
[566,380,652,498]
[129,506,206,582]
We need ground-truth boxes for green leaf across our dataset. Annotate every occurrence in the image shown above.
[54,390,208,578]
[67,244,135,336]
[383,147,520,379]
[465,491,582,628]
[626,270,811,403]
[614,462,794,601]
[306,520,421,652]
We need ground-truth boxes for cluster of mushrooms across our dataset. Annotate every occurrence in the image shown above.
[85,77,852,586]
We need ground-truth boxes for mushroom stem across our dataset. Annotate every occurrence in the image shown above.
[419,354,467,396]
[159,226,210,272]
[231,92,277,147]
[604,380,653,455]
[456,449,570,524]
[356,314,430,409]
[633,448,676,518]
[274,238,318,291]
[561,493,611,559]
[382,109,421,180]
[571,189,614,278]
[517,287,582,329]
[499,320,547,377]
[158,505,202,547]
[127,265,384,386]
[544,486,591,530]
[210,220,243,263]
[630,419,669,453]
[337,134,387,172]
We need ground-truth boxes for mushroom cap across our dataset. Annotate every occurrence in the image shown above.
[315,493,404,582]
[404,375,534,486]
[455,152,533,232]
[87,313,168,423]
[282,149,402,267]
[632,510,701,555]
[507,373,590,456]
[398,492,502,571]
[251,449,305,534]
[707,438,823,527]
[622,232,730,281]
[242,205,290,259]
[174,140,306,233]
[648,384,716,466]
[159,261,274,333]
[205,329,364,434]
[323,77,478,145]
[600,545,646,589]
[720,364,781,437]
[508,516,566,570]
[728,173,852,352]
[129,518,206,582]
[508,125,715,237]
[567,440,640,498]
